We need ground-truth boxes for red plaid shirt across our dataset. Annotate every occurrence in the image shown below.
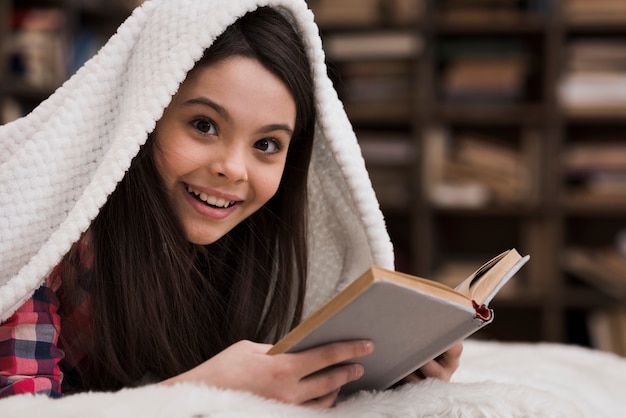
[0,234,93,398]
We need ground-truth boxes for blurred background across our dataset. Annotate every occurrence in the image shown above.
[2,0,625,354]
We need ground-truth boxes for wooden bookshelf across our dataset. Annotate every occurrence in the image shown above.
[558,0,626,353]
[0,0,134,123]
[311,0,626,350]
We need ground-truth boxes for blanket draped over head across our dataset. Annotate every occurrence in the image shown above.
[0,0,394,322]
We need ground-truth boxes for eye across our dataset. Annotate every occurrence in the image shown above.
[254,138,281,154]
[191,118,217,135]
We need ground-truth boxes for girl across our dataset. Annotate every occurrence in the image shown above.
[0,0,461,408]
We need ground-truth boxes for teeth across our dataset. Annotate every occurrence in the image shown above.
[187,185,234,208]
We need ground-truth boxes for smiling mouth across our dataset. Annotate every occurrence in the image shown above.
[186,185,237,208]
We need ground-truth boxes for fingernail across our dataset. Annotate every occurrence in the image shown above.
[363,341,374,352]
[354,365,365,379]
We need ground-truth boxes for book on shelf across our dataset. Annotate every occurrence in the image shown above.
[563,141,626,204]
[307,0,381,27]
[422,126,489,208]
[268,249,529,394]
[455,135,529,180]
[388,0,425,25]
[421,127,532,208]
[562,247,626,299]
[438,39,530,105]
[566,175,626,204]
[323,31,422,60]
[356,130,414,209]
[339,59,414,104]
[1,97,25,125]
[564,0,626,24]
[358,131,414,165]
[437,0,543,25]
[559,39,626,112]
[308,0,424,27]
[563,142,626,175]
[7,8,67,89]
[588,307,626,357]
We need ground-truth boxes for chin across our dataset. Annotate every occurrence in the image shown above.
[185,228,227,246]
[187,236,219,246]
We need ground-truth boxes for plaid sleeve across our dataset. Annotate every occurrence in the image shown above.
[0,279,64,399]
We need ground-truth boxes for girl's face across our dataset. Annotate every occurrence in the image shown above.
[153,56,296,245]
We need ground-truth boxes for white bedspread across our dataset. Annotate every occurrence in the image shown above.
[2,340,624,417]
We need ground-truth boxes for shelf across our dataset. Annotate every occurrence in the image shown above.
[434,14,547,34]
[432,104,545,125]
[308,0,423,31]
[76,3,136,17]
[489,290,547,308]
[1,81,57,100]
[12,0,64,7]
[561,107,626,124]
[563,196,626,214]
[565,19,626,34]
[344,103,413,126]
[490,286,616,310]
[430,205,542,217]
[561,288,617,308]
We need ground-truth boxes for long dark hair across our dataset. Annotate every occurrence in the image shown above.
[57,7,315,392]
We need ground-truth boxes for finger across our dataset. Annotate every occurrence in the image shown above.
[295,340,374,377]
[418,359,445,380]
[437,342,463,365]
[298,363,364,403]
[420,347,461,382]
[434,342,463,375]
[302,388,340,409]
[402,372,422,384]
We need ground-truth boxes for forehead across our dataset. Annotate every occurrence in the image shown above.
[169,56,296,126]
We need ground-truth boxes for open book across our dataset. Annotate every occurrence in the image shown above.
[268,249,529,394]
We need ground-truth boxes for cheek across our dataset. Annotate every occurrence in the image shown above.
[153,140,200,183]
[153,146,176,186]
[255,165,286,203]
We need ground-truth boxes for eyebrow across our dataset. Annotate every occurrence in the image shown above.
[183,97,294,136]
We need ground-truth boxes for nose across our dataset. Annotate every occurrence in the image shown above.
[211,142,248,183]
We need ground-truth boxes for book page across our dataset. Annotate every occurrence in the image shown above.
[455,249,528,305]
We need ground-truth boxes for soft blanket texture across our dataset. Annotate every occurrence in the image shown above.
[2,340,624,417]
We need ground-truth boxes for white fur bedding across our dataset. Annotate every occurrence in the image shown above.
[2,340,624,417]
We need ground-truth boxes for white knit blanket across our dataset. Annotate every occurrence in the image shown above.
[2,340,624,417]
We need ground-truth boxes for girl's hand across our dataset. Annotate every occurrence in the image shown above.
[398,341,463,385]
[161,339,374,408]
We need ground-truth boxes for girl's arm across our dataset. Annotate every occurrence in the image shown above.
[0,283,64,398]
